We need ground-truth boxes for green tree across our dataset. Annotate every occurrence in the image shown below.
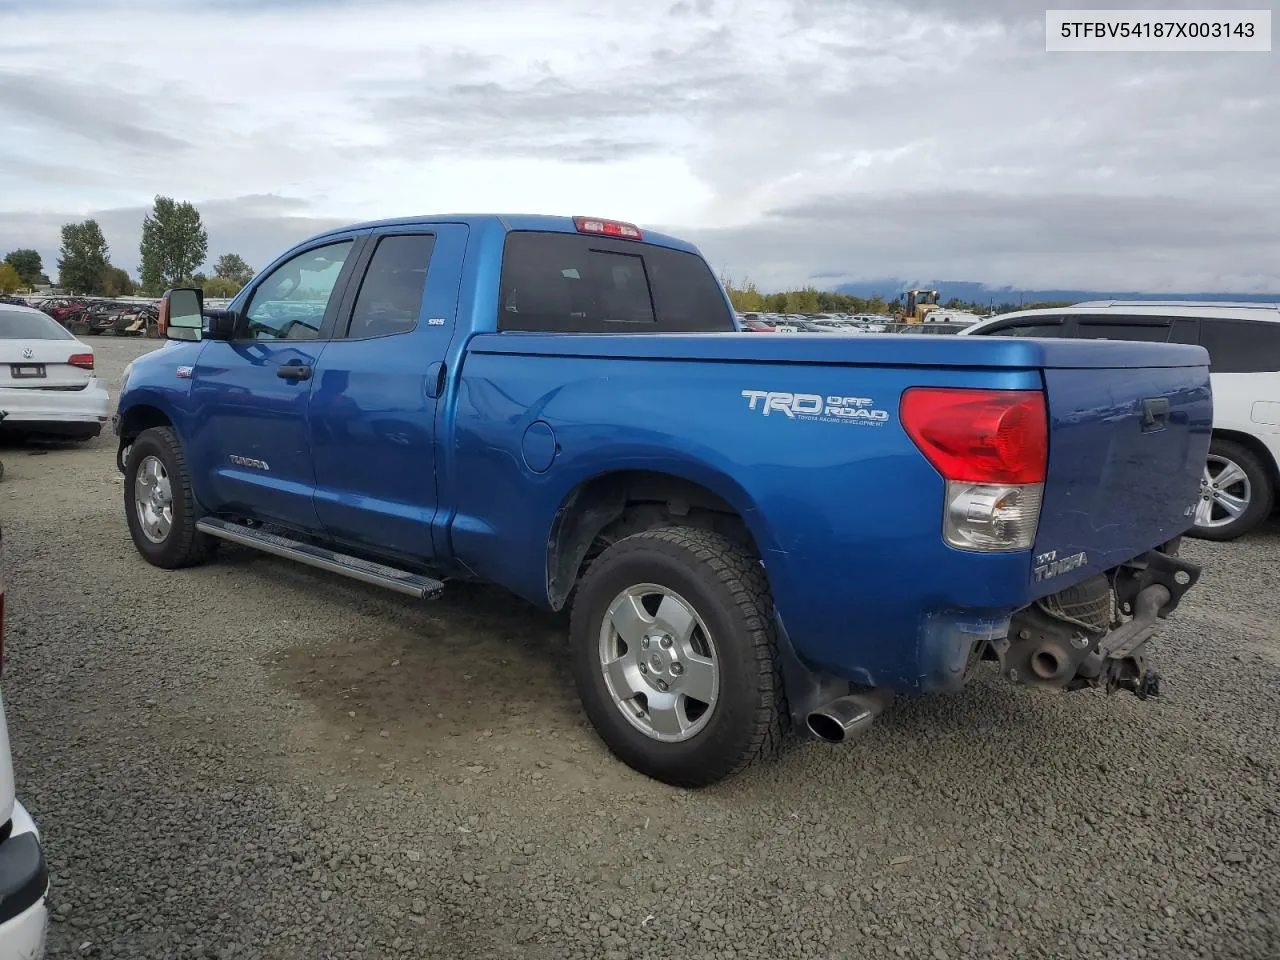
[57,219,111,294]
[0,262,22,294]
[203,275,242,298]
[3,249,47,287]
[100,265,136,297]
[139,196,208,294]
[213,253,253,287]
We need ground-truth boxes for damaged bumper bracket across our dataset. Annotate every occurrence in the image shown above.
[993,547,1201,700]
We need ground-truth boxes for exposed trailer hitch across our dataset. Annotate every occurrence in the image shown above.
[993,547,1200,700]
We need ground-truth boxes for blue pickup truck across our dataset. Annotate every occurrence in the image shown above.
[114,214,1211,787]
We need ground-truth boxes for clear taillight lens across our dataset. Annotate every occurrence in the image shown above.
[901,388,1049,554]
[944,481,1043,552]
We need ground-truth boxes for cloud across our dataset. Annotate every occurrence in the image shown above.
[677,189,1280,293]
[0,70,192,153]
[0,0,1276,291]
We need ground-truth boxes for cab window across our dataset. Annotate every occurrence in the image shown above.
[243,240,355,341]
[497,232,734,333]
[342,234,436,339]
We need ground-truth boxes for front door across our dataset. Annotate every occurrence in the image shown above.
[188,236,362,532]
[307,224,468,562]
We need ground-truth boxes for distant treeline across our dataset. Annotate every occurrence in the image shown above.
[719,277,1072,316]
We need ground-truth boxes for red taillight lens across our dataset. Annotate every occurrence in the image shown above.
[573,216,643,240]
[68,352,95,370]
[901,388,1047,485]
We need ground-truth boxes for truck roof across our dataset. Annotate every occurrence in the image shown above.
[304,213,702,256]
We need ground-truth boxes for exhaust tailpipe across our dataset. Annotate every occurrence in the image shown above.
[805,690,894,744]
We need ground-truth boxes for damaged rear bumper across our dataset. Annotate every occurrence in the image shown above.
[992,546,1200,699]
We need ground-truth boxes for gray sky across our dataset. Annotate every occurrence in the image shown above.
[1,0,1276,291]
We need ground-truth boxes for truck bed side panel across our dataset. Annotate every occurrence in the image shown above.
[448,348,1044,689]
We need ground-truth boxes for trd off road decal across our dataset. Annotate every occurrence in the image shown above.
[740,390,890,426]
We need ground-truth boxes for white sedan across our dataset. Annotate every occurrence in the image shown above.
[0,303,111,441]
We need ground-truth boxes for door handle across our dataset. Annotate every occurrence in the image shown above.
[277,363,313,382]
[1141,396,1170,431]
[426,361,447,399]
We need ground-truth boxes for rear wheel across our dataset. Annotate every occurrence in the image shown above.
[124,426,216,568]
[1190,438,1274,541]
[569,527,787,787]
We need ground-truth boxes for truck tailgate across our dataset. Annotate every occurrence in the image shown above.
[1032,360,1212,595]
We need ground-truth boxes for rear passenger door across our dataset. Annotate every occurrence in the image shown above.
[307,224,469,563]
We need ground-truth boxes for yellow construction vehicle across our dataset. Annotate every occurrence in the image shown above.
[897,289,941,324]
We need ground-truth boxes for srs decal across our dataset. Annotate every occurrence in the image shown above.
[741,390,890,426]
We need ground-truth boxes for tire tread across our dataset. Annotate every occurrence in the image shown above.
[570,525,787,786]
[126,425,215,569]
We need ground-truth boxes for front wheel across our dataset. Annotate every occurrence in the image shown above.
[124,426,216,568]
[569,527,787,787]
[1190,438,1274,541]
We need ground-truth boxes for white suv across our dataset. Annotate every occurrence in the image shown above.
[0,524,50,956]
[961,301,1280,541]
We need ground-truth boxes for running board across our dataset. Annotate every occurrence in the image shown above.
[195,517,444,600]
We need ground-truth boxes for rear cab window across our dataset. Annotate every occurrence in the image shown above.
[497,232,734,333]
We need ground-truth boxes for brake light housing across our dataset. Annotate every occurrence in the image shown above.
[573,216,643,240]
[901,388,1048,553]
[68,352,95,370]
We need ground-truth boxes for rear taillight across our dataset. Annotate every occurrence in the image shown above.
[901,387,1047,552]
[68,352,95,370]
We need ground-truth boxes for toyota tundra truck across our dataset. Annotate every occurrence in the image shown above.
[112,214,1212,787]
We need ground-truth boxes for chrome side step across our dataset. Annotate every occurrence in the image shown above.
[195,517,444,600]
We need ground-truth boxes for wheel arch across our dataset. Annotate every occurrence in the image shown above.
[115,402,176,472]
[544,466,775,612]
[1212,428,1280,490]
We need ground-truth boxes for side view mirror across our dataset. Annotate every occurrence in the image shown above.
[161,287,203,341]
[203,308,240,341]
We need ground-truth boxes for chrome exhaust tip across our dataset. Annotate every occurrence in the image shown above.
[805,690,893,744]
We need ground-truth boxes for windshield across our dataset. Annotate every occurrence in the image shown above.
[0,307,75,340]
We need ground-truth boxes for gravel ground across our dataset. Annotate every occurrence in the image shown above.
[1,336,1278,960]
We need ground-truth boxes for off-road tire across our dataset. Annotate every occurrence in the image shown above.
[124,426,216,569]
[570,526,787,787]
[1191,437,1274,541]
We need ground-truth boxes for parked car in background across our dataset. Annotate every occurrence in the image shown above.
[0,523,51,956]
[0,303,111,441]
[962,301,1280,541]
